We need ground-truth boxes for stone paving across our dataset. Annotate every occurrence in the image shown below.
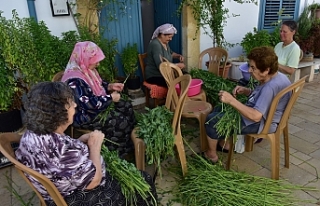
[0,74,320,206]
[155,74,320,206]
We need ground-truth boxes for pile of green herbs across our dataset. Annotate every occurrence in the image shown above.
[190,69,249,138]
[171,154,318,206]
[101,145,156,206]
[136,106,175,177]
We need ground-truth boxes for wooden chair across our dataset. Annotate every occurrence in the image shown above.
[199,47,229,78]
[131,75,192,176]
[51,71,64,82]
[0,133,67,206]
[52,71,91,138]
[226,76,307,179]
[139,53,168,108]
[159,62,213,152]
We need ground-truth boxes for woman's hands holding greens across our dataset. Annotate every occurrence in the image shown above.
[111,92,121,102]
[108,83,124,92]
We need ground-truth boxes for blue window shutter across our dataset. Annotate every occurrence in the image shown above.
[258,0,300,32]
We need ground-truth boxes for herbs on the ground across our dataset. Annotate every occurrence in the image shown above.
[172,155,318,206]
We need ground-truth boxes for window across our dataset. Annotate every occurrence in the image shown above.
[258,0,300,31]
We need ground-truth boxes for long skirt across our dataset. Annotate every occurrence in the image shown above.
[45,170,157,206]
[76,99,135,158]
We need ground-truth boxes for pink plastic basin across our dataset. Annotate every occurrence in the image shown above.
[239,63,251,81]
[175,79,203,97]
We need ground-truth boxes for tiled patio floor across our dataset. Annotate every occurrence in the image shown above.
[0,74,320,206]
[154,74,320,206]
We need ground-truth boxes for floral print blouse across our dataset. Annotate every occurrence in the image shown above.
[66,78,113,126]
[15,130,106,200]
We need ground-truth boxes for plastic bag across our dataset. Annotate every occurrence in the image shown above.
[234,135,245,153]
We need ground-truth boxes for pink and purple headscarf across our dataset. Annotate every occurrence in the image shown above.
[61,41,107,96]
[151,23,177,40]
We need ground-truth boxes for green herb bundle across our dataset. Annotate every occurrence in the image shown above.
[101,145,156,205]
[136,106,175,177]
[190,69,248,139]
[172,155,318,206]
[190,69,237,105]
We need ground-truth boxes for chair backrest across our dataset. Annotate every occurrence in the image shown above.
[165,75,191,135]
[0,133,67,206]
[138,53,147,80]
[159,61,184,86]
[51,71,64,82]
[260,76,307,135]
[199,47,228,76]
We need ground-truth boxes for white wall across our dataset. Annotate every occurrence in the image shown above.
[200,0,320,58]
[0,0,77,37]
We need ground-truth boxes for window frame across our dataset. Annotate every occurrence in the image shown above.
[258,0,300,32]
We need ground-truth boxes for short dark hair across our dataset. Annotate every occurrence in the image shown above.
[24,81,74,135]
[282,20,297,32]
[247,46,278,75]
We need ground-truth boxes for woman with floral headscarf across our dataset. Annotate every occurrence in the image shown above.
[145,23,185,87]
[62,41,135,158]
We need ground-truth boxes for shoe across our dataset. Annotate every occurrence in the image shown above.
[200,152,219,165]
[217,144,230,153]
[254,138,263,144]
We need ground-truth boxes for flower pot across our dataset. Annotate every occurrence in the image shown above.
[219,63,232,79]
[126,76,141,90]
[0,109,23,132]
[315,9,320,19]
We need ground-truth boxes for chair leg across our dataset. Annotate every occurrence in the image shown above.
[199,113,208,152]
[70,126,74,138]
[175,135,187,176]
[145,88,150,108]
[135,140,146,171]
[154,98,159,107]
[269,134,280,180]
[226,135,234,170]
[283,124,290,168]
[245,135,254,152]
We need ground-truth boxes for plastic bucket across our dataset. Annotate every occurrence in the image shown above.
[239,63,251,81]
[175,79,203,97]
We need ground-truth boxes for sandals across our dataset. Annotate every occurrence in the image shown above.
[217,144,230,153]
[199,152,218,164]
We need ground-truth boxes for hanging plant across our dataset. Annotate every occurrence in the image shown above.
[178,0,257,48]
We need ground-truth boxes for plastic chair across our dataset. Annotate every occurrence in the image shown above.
[139,53,168,108]
[199,47,229,78]
[51,71,64,82]
[52,71,91,138]
[226,76,307,179]
[0,133,67,206]
[131,75,191,176]
[160,62,213,152]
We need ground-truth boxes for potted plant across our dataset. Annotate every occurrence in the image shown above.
[295,6,314,60]
[121,43,139,90]
[308,3,320,19]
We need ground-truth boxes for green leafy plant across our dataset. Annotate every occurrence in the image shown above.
[136,106,175,177]
[178,0,257,48]
[295,6,314,53]
[121,43,138,79]
[240,28,272,55]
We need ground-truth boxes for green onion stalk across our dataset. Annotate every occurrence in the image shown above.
[171,154,318,206]
[101,145,157,206]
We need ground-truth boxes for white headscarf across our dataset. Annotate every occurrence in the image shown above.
[151,23,177,40]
